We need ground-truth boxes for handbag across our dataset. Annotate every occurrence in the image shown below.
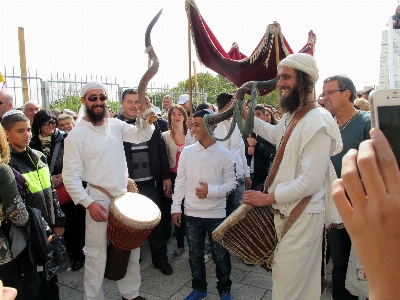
[55,184,72,206]
[50,140,72,205]
[45,235,70,281]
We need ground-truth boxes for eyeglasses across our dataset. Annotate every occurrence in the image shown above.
[27,107,40,112]
[87,94,107,102]
[321,90,346,97]
[42,120,56,126]
[0,100,7,105]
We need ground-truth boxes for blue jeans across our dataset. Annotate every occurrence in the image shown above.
[226,176,245,216]
[327,228,358,300]
[185,216,231,295]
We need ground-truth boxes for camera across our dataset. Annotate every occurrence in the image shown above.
[369,89,400,164]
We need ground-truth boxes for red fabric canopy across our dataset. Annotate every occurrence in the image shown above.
[186,0,316,95]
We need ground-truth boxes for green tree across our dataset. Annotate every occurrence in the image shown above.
[172,72,279,108]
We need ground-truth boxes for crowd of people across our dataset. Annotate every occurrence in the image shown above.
[0,50,399,300]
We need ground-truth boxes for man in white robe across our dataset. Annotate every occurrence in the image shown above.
[242,53,342,299]
[63,82,153,300]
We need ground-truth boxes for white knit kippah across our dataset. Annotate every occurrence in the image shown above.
[80,82,108,97]
[2,110,25,119]
[278,53,319,83]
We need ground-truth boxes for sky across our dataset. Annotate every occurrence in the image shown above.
[0,0,397,105]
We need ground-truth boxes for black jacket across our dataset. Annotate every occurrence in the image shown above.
[8,147,66,230]
[117,115,171,185]
[29,129,68,175]
[243,133,276,183]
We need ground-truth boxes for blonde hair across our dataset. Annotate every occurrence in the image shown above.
[354,98,370,111]
[57,113,75,124]
[0,126,10,164]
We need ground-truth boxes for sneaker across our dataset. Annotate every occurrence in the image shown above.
[173,248,186,260]
[204,253,211,263]
[184,290,207,300]
[220,292,232,300]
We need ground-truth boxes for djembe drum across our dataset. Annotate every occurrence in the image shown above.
[104,191,161,280]
[212,203,277,271]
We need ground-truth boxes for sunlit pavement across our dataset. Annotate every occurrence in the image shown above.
[58,238,340,300]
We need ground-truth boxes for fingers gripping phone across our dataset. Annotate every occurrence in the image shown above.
[369,89,400,165]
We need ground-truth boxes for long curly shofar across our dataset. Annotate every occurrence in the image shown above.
[206,77,279,126]
[137,9,163,124]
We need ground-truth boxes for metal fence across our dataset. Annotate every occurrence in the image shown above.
[2,67,207,112]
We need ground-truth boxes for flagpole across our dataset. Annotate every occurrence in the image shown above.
[187,2,193,117]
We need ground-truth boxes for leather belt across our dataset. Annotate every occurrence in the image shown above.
[90,184,113,199]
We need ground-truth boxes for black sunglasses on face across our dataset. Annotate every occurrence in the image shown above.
[0,100,8,105]
[42,120,56,126]
[87,94,107,102]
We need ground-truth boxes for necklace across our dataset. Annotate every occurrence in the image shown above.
[339,110,360,133]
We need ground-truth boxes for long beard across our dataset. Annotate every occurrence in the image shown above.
[86,103,107,123]
[279,87,300,114]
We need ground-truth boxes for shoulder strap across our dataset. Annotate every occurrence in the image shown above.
[263,102,316,240]
[263,102,316,192]
[49,141,61,174]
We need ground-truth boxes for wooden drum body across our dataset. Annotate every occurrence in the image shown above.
[105,192,161,280]
[212,204,277,271]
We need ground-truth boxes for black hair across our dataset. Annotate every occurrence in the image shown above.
[323,75,356,103]
[193,109,214,119]
[121,89,138,103]
[195,102,212,112]
[31,110,55,136]
[255,105,266,114]
[216,93,233,110]
[1,113,29,131]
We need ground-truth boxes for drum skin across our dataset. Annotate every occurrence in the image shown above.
[105,191,161,281]
[107,192,161,251]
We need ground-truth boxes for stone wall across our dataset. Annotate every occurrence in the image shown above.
[379,29,400,89]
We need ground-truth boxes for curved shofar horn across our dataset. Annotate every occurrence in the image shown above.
[206,47,311,126]
[137,9,163,124]
[206,77,279,125]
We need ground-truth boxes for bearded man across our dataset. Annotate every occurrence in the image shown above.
[242,53,342,299]
[63,82,152,300]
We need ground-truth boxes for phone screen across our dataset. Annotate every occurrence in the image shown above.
[378,105,400,164]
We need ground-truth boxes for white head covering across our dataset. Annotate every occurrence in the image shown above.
[278,53,319,83]
[76,82,108,123]
[2,110,25,119]
[80,82,108,98]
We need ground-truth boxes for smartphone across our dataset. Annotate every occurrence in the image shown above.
[369,89,400,164]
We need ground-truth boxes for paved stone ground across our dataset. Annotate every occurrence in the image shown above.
[57,237,340,300]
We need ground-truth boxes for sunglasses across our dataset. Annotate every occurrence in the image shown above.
[87,94,108,102]
[0,100,8,105]
[42,120,56,126]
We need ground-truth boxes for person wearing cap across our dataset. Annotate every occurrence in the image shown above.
[62,82,153,300]
[0,89,13,122]
[214,92,251,216]
[241,53,342,299]
[321,75,371,300]
[178,94,196,117]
